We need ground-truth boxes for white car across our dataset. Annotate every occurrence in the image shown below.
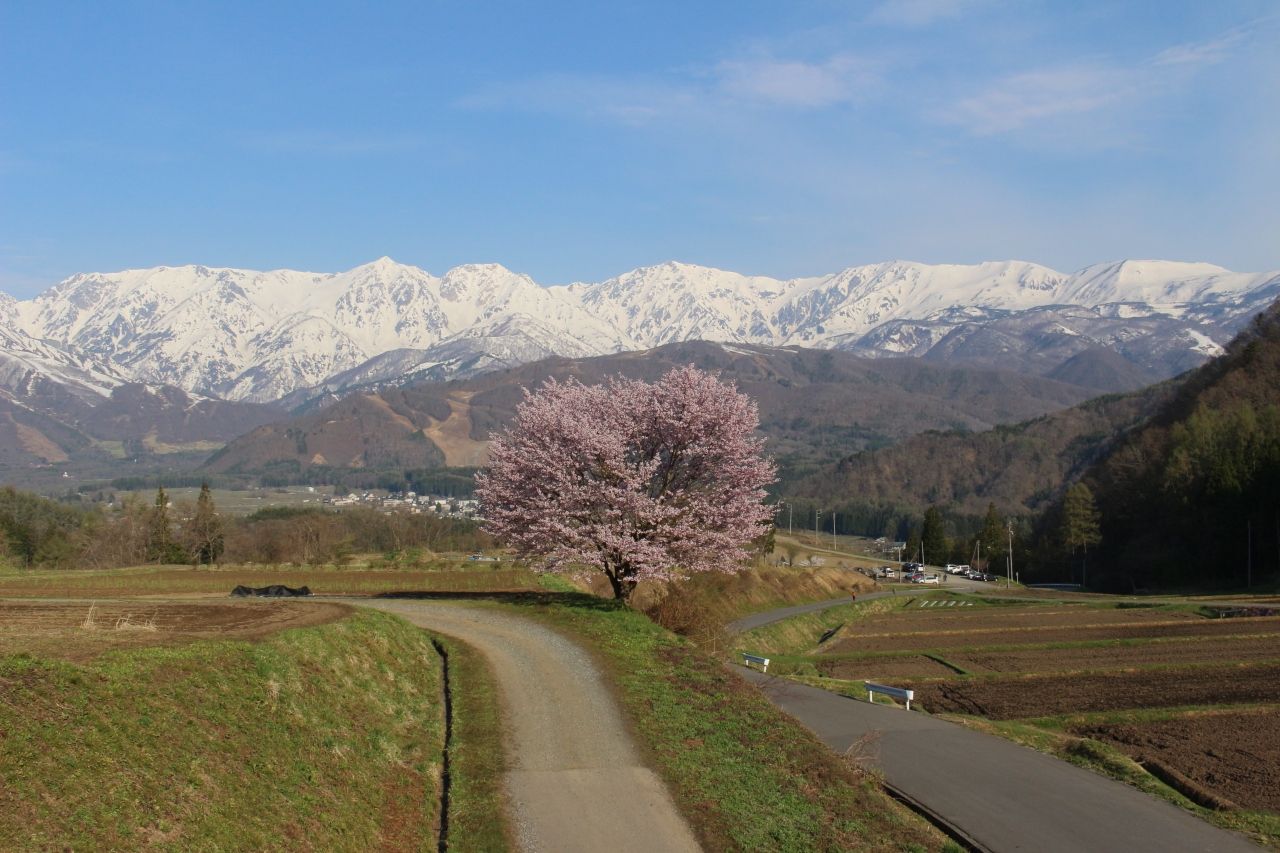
[919,574,941,584]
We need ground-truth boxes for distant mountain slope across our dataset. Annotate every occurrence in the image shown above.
[0,314,281,469]
[0,380,283,471]
[789,383,1171,518]
[203,387,452,475]
[5,257,1276,405]
[206,341,1103,479]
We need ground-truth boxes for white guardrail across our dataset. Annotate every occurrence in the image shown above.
[865,681,914,711]
[742,653,770,673]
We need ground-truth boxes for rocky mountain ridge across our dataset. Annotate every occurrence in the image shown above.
[4,257,1277,405]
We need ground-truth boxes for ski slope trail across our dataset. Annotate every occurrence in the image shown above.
[366,601,701,853]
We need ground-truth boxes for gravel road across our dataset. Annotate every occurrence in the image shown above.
[366,601,701,853]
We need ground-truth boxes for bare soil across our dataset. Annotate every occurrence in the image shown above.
[826,616,1280,654]
[815,654,960,680]
[0,600,353,662]
[947,635,1280,674]
[905,663,1280,720]
[1072,708,1280,814]
[855,605,1200,634]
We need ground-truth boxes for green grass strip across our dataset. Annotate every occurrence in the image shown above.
[430,633,511,853]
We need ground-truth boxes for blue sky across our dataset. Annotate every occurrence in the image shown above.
[1,1,1277,296]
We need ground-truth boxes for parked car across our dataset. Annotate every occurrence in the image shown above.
[919,575,940,584]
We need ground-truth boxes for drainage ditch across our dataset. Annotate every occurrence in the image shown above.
[432,638,454,852]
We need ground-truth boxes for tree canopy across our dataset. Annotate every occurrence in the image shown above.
[476,366,776,602]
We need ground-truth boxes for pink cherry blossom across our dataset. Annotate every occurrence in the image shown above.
[476,365,776,602]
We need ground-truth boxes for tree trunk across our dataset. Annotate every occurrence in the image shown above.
[604,565,638,604]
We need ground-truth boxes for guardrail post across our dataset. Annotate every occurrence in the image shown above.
[865,680,913,710]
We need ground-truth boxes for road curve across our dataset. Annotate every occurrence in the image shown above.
[736,669,1258,852]
[733,590,1262,853]
[364,601,701,853]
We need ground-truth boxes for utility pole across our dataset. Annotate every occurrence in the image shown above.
[1248,519,1252,589]
[1007,521,1014,589]
[832,511,837,551]
[815,508,821,539]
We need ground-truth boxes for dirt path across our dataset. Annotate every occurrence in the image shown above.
[366,601,701,853]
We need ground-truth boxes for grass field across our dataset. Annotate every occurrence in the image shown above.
[0,563,542,598]
[739,590,1280,849]
[117,486,338,514]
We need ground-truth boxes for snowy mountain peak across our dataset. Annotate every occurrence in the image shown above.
[3,256,1277,403]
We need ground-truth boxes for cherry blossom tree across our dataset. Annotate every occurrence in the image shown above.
[476,365,776,603]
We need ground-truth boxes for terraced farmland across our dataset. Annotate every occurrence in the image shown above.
[739,592,1280,829]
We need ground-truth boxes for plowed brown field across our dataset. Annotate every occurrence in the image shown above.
[1072,708,1280,813]
[814,654,958,680]
[0,600,353,661]
[796,597,1280,819]
[947,635,1280,674]
[825,616,1280,654]
[852,606,1199,633]
[816,635,1280,679]
[904,663,1280,719]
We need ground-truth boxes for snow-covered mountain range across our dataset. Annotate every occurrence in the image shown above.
[3,257,1277,405]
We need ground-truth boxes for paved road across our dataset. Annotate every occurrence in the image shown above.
[366,601,701,853]
[730,575,994,633]
[732,598,1262,852]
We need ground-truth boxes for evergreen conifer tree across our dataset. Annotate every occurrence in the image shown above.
[921,506,948,566]
[1060,483,1102,586]
[904,525,922,564]
[146,485,178,563]
[185,482,224,565]
[979,502,1006,570]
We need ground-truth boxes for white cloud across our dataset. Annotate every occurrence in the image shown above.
[946,64,1136,134]
[457,74,693,126]
[1152,28,1248,67]
[716,56,876,107]
[869,0,977,27]
[944,23,1259,137]
[458,53,878,128]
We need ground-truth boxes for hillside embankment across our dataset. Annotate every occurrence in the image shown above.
[0,604,450,852]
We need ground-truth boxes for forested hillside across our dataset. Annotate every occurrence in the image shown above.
[1073,301,1280,590]
[788,299,1280,593]
[778,376,1172,537]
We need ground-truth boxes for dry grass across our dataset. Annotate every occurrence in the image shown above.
[0,564,541,598]
[843,728,884,777]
